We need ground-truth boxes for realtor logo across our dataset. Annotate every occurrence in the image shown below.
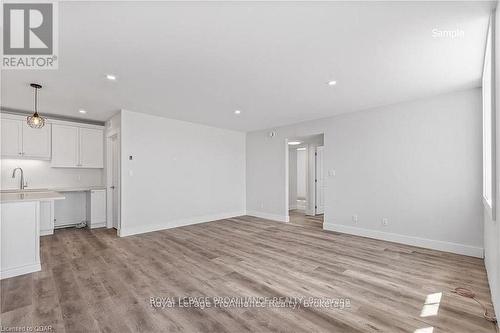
[3,1,58,69]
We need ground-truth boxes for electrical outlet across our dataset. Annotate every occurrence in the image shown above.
[382,218,388,226]
[352,215,358,223]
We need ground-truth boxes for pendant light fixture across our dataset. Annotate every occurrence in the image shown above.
[27,83,45,129]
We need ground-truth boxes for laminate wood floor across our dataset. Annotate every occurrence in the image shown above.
[1,216,496,332]
[289,210,323,229]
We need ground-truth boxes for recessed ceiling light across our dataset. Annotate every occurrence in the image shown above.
[297,147,306,151]
[234,110,241,115]
[106,74,117,81]
[288,141,302,145]
[328,80,337,86]
[78,109,87,114]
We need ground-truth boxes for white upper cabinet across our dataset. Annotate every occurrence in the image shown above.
[22,124,52,158]
[1,119,22,158]
[1,114,103,167]
[51,124,79,167]
[1,116,51,159]
[79,128,104,168]
[51,123,104,168]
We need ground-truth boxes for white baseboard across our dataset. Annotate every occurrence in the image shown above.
[119,211,245,237]
[40,229,54,236]
[89,222,106,229]
[1,263,41,280]
[289,205,297,210]
[246,210,290,223]
[323,222,484,258]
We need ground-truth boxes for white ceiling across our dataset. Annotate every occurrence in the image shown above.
[1,1,494,132]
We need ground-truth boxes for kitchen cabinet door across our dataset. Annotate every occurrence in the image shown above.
[51,124,79,167]
[79,127,104,168]
[22,123,51,159]
[40,200,54,236]
[1,119,22,158]
[87,189,106,228]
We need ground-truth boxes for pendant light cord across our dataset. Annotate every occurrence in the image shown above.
[33,85,39,115]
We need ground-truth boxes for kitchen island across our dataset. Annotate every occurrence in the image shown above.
[0,191,65,279]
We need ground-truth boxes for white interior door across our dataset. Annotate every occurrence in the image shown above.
[315,146,325,214]
[109,135,120,229]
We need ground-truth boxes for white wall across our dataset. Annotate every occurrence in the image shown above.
[247,88,483,257]
[106,112,121,135]
[0,159,103,189]
[483,8,500,323]
[288,148,297,209]
[119,110,246,236]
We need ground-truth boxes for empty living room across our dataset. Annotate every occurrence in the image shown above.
[1,0,500,332]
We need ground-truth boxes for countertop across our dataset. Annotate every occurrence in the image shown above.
[0,186,106,193]
[0,186,105,202]
[1,191,66,203]
[49,186,106,192]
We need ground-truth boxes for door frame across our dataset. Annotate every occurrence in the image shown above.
[106,131,121,230]
[315,146,325,215]
[286,134,325,220]
[305,144,316,216]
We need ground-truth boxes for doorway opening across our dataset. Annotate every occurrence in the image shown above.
[287,134,324,228]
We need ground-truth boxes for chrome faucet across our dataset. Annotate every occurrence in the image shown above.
[12,167,27,190]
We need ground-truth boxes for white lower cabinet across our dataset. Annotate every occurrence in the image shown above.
[54,189,107,229]
[86,189,106,228]
[40,200,55,236]
[1,201,40,279]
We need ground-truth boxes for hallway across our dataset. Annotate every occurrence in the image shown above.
[289,210,323,229]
